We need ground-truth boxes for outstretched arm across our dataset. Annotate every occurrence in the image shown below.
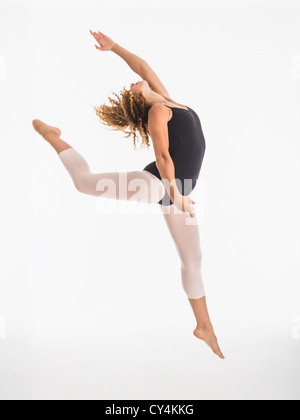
[90,30,146,75]
[90,30,172,99]
[112,44,147,77]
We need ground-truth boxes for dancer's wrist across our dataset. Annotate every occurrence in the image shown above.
[172,192,184,208]
[111,42,118,52]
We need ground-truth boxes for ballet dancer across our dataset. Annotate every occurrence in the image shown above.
[32,30,224,359]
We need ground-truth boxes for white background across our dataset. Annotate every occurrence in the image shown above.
[0,0,300,400]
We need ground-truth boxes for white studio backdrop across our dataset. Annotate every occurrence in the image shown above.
[0,0,299,400]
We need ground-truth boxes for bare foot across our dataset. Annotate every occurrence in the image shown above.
[193,328,225,360]
[32,119,61,141]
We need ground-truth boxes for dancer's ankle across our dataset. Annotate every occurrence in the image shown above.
[196,322,214,333]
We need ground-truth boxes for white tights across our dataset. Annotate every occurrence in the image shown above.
[162,204,205,299]
[59,147,205,300]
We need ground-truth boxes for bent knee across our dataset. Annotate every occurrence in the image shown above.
[73,176,89,194]
[181,253,203,270]
[74,181,85,193]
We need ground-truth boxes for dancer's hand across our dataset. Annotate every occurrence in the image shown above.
[174,195,196,218]
[90,30,116,51]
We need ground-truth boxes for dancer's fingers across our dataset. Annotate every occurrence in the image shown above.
[91,31,99,40]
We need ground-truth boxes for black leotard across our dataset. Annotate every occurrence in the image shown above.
[143,104,206,206]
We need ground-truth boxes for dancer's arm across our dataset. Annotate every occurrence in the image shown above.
[112,44,147,77]
[149,105,196,217]
[90,30,172,99]
[90,30,145,74]
[112,45,172,99]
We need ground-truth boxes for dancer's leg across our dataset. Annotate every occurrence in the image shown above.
[32,119,72,154]
[33,119,165,203]
[161,204,224,359]
[161,203,205,299]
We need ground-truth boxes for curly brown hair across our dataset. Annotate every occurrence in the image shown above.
[94,86,152,150]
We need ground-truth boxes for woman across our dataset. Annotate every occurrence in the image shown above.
[32,30,224,360]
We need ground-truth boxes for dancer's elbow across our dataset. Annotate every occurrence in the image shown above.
[156,153,173,168]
